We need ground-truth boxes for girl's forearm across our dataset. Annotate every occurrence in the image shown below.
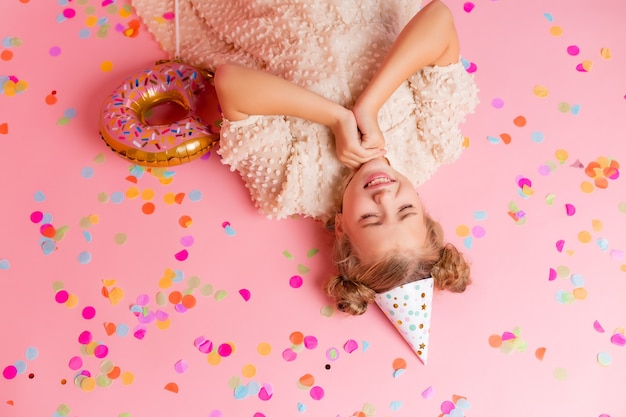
[355,0,460,114]
[214,63,348,128]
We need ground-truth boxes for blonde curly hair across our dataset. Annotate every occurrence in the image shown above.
[325,212,470,315]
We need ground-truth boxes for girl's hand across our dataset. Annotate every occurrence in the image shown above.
[332,108,385,170]
[352,103,386,152]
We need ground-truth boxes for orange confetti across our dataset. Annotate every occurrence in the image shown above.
[0,123,8,134]
[289,331,304,345]
[168,290,182,304]
[103,322,116,336]
[107,366,121,379]
[513,115,527,127]
[181,294,196,309]
[298,373,315,387]
[594,177,608,189]
[164,382,179,393]
[125,176,138,183]
[7,400,14,406]
[179,215,192,227]
[535,347,547,361]
[452,394,467,403]
[101,286,110,298]
[45,93,58,105]
[142,202,155,214]
[1,50,13,61]
[488,334,503,348]
[500,133,512,144]
[175,193,185,204]
[392,357,407,370]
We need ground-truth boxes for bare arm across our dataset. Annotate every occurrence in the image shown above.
[214,63,384,169]
[354,0,461,148]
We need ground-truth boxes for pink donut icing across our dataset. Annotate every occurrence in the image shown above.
[99,60,218,167]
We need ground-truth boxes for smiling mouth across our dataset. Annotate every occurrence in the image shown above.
[364,176,395,188]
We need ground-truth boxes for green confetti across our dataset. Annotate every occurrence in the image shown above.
[297,264,310,274]
[283,250,293,259]
[307,248,319,258]
[215,290,227,301]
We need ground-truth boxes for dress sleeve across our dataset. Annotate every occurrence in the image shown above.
[408,61,479,164]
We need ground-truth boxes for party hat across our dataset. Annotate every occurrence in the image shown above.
[374,277,434,365]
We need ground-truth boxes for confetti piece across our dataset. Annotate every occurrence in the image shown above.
[392,357,407,370]
[174,360,188,373]
[565,204,576,216]
[463,2,474,13]
[310,386,324,400]
[535,347,546,361]
[421,386,434,399]
[597,352,612,367]
[239,289,251,301]
[533,85,549,98]
[174,249,188,261]
[566,45,580,56]
[343,339,358,353]
[611,332,626,346]
[553,367,567,381]
[303,335,318,349]
[326,347,340,361]
[164,382,179,393]
[289,275,303,288]
[0,259,10,270]
[593,320,605,333]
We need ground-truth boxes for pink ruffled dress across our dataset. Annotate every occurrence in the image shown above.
[132,0,479,221]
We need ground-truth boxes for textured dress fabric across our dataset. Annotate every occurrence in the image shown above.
[131,0,479,221]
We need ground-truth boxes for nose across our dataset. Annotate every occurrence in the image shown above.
[373,189,393,205]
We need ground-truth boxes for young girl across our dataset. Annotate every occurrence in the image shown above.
[132,0,478,314]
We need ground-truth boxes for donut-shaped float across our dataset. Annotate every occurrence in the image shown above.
[99,60,219,167]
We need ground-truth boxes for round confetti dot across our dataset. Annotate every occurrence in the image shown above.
[326,347,340,361]
[142,202,155,215]
[217,343,233,357]
[94,344,108,359]
[581,181,594,193]
[289,275,303,288]
[566,45,580,56]
[513,115,527,127]
[491,98,504,109]
[600,47,612,60]
[572,287,588,300]
[257,342,272,356]
[100,61,113,72]
[68,356,83,370]
[114,233,127,245]
[597,352,612,367]
[471,225,486,238]
[282,348,297,361]
[179,215,192,227]
[3,365,17,380]
[303,335,318,349]
[533,85,549,98]
[310,386,324,400]
[549,26,563,36]
[289,331,305,345]
[82,306,96,319]
[456,224,470,237]
[1,50,13,61]
[49,46,62,56]
[241,363,256,378]
[78,251,92,264]
[189,190,202,201]
[488,334,502,348]
[463,2,474,12]
[343,339,358,353]
[392,357,407,370]
[81,167,94,179]
[578,231,592,243]
[174,249,188,261]
[558,102,571,113]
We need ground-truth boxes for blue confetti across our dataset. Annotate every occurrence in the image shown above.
[0,259,10,270]
[34,190,46,202]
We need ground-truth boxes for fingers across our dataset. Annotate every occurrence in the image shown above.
[340,147,386,170]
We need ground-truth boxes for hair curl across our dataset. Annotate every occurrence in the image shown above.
[325,212,471,315]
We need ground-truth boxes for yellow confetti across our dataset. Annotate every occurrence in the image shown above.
[555,149,569,163]
[100,60,113,72]
[141,188,155,201]
[241,364,257,378]
[580,181,594,193]
[456,225,470,237]
[600,47,612,60]
[578,231,592,243]
[533,85,549,98]
[125,186,139,199]
[257,342,272,356]
[121,371,134,385]
[592,219,603,232]
[582,60,593,71]
[549,25,563,36]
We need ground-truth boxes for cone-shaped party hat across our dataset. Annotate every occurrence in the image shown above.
[374,277,434,364]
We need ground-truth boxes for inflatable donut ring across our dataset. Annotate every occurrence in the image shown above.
[99,60,219,167]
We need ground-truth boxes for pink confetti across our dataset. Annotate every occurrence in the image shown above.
[136,294,150,306]
[239,289,251,301]
[195,338,213,354]
[310,386,325,400]
[62,8,76,18]
[78,331,92,345]
[303,335,318,349]
[54,290,69,303]
[82,306,96,320]
[441,400,455,414]
[610,332,626,347]
[421,386,435,399]
[259,384,273,401]
[282,348,297,361]
[566,45,580,56]
[133,327,147,340]
[68,356,83,370]
[30,211,43,223]
[556,240,565,252]
[472,225,486,238]
[174,249,188,261]
[565,203,576,216]
[491,98,505,109]
[174,359,189,373]
[3,366,17,380]
[576,63,588,72]
[548,268,557,281]
[49,46,62,57]
[593,320,605,333]
[289,275,303,288]
[463,2,475,13]
[217,343,232,357]
[180,235,194,247]
[163,11,175,20]
[94,344,109,359]
[502,331,516,341]
[343,339,358,353]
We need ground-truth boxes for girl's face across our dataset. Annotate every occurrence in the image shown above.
[337,158,427,261]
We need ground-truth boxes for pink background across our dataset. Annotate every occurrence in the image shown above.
[1,0,625,416]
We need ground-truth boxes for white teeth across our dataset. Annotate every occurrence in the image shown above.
[365,177,394,188]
